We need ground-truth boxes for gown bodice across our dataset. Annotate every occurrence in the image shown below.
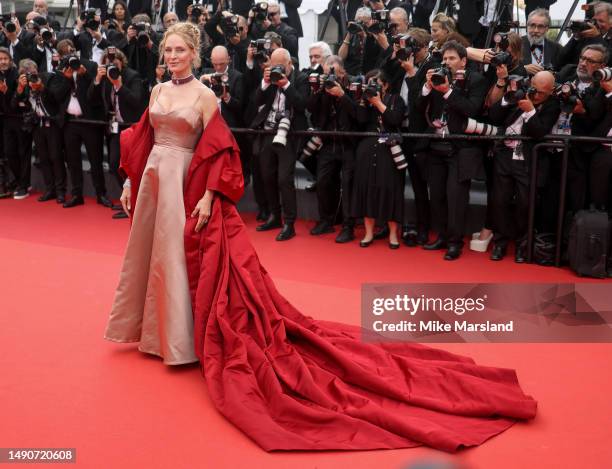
[149,82,204,151]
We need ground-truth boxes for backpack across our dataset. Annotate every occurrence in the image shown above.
[567,208,612,278]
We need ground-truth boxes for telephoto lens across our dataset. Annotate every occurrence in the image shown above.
[269,65,285,84]
[300,135,323,162]
[593,67,612,82]
[464,118,501,136]
[107,65,121,80]
[272,117,291,146]
[431,65,451,86]
[388,142,408,170]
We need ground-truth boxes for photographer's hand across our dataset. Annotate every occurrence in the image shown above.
[573,99,586,114]
[0,80,7,94]
[375,32,389,50]
[518,98,535,113]
[263,67,271,84]
[524,64,544,75]
[77,64,87,76]
[400,54,416,77]
[432,75,450,94]
[600,79,612,94]
[17,74,27,94]
[326,82,344,98]
[578,23,600,39]
[95,65,106,85]
[496,64,509,80]
[368,92,386,113]
[127,25,137,42]
[88,27,102,42]
[425,68,434,90]
[109,74,122,90]
[276,75,289,88]
[62,67,73,80]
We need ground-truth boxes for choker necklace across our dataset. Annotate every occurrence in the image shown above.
[171,74,194,85]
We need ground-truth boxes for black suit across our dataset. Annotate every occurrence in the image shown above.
[417,69,488,248]
[589,94,612,210]
[521,36,561,71]
[0,30,35,65]
[251,67,308,224]
[251,22,299,62]
[48,60,107,198]
[280,0,303,37]
[79,0,111,21]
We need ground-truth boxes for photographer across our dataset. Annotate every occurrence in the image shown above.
[487,71,560,262]
[249,0,298,61]
[69,8,110,65]
[306,55,358,243]
[11,59,66,203]
[32,0,62,32]
[0,51,34,200]
[338,7,384,75]
[48,39,110,208]
[382,27,436,246]
[251,48,308,241]
[31,16,59,73]
[417,40,488,261]
[126,14,161,90]
[0,15,35,65]
[350,69,406,249]
[0,47,15,197]
[556,7,608,69]
[555,44,609,215]
[485,32,528,107]
[204,11,249,72]
[521,8,561,75]
[89,47,144,218]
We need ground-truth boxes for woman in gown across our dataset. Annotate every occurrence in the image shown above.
[104,22,537,453]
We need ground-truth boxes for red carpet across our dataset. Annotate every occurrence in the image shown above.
[1,195,611,468]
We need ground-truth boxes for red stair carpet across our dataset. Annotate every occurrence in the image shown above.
[0,195,611,469]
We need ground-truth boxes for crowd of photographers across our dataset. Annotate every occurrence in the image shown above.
[1,0,611,266]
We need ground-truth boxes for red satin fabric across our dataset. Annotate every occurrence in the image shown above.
[120,110,537,452]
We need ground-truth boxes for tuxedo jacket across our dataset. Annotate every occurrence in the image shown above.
[251,67,308,131]
[520,36,561,71]
[201,67,245,127]
[87,67,145,123]
[47,59,105,126]
[281,0,303,38]
[9,71,61,117]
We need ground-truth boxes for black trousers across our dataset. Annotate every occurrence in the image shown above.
[33,121,66,195]
[410,150,431,233]
[427,147,473,248]
[3,117,33,192]
[491,148,530,248]
[257,134,297,223]
[316,144,354,227]
[590,146,612,210]
[63,120,106,197]
[566,146,590,214]
[107,133,123,191]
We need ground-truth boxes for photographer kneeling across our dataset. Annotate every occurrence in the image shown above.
[487,71,560,262]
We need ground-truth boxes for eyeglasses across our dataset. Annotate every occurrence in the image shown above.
[578,55,604,65]
[527,23,548,30]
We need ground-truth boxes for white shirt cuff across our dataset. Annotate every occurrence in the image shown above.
[421,84,431,96]
[281,81,291,91]
[443,88,453,99]
[11,38,19,46]
[261,79,270,90]
[606,91,612,98]
[501,97,510,107]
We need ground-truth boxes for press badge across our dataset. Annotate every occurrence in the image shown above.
[512,143,524,161]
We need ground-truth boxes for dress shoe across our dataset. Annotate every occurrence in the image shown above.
[444,245,462,261]
[63,196,84,208]
[276,223,295,241]
[389,242,400,250]
[403,232,417,247]
[373,226,390,240]
[256,209,270,222]
[490,244,507,261]
[111,203,124,211]
[515,246,527,263]
[56,194,65,204]
[256,215,282,231]
[423,237,447,250]
[97,194,113,208]
[416,230,429,245]
[305,181,317,192]
[335,226,355,243]
[359,238,374,248]
[112,211,129,219]
[310,221,334,235]
[38,191,57,202]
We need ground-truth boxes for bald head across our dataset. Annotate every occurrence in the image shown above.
[271,48,291,64]
[531,71,555,104]
[211,46,230,73]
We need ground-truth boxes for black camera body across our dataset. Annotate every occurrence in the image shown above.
[431,64,452,86]
[26,72,39,83]
[504,75,536,104]
[250,39,271,63]
[368,10,389,34]
[569,20,594,34]
[81,8,100,30]
[363,81,381,99]
[347,21,365,35]
[269,65,286,84]
[209,72,229,97]
[252,2,269,22]
[493,32,510,51]
[106,65,121,80]
[221,15,239,40]
[554,82,579,113]
[323,67,337,90]
[191,0,206,19]
[132,22,151,47]
[1,14,17,33]
[490,51,513,67]
[58,54,81,72]
[394,35,419,62]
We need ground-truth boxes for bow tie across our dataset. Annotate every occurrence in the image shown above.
[531,44,543,52]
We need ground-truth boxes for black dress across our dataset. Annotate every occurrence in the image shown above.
[351,93,406,224]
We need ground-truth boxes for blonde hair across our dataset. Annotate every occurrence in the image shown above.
[432,13,456,34]
[159,22,201,69]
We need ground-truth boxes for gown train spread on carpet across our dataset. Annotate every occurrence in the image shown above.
[104,80,537,453]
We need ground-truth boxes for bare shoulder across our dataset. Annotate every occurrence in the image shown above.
[148,82,164,106]
[196,82,219,127]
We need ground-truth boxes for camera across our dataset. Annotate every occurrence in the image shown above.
[394,35,419,62]
[106,65,121,80]
[39,27,53,43]
[22,110,41,132]
[593,67,612,82]
[464,118,501,136]
[221,15,239,40]
[493,32,509,51]
[569,20,594,34]
[431,64,452,86]
[554,82,579,113]
[347,21,365,34]
[208,72,229,97]
[380,133,407,170]
[133,22,151,47]
[490,51,513,67]
[348,75,365,100]
[80,8,100,30]
[107,19,119,30]
[51,53,60,69]
[368,10,389,34]
[272,112,291,147]
[504,75,536,104]
[26,72,40,83]
[191,0,205,20]
[1,14,17,33]
[269,65,285,84]
[59,54,81,71]
[251,2,269,22]
[300,134,323,162]
[250,39,271,63]
[363,81,381,99]
[323,67,337,90]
